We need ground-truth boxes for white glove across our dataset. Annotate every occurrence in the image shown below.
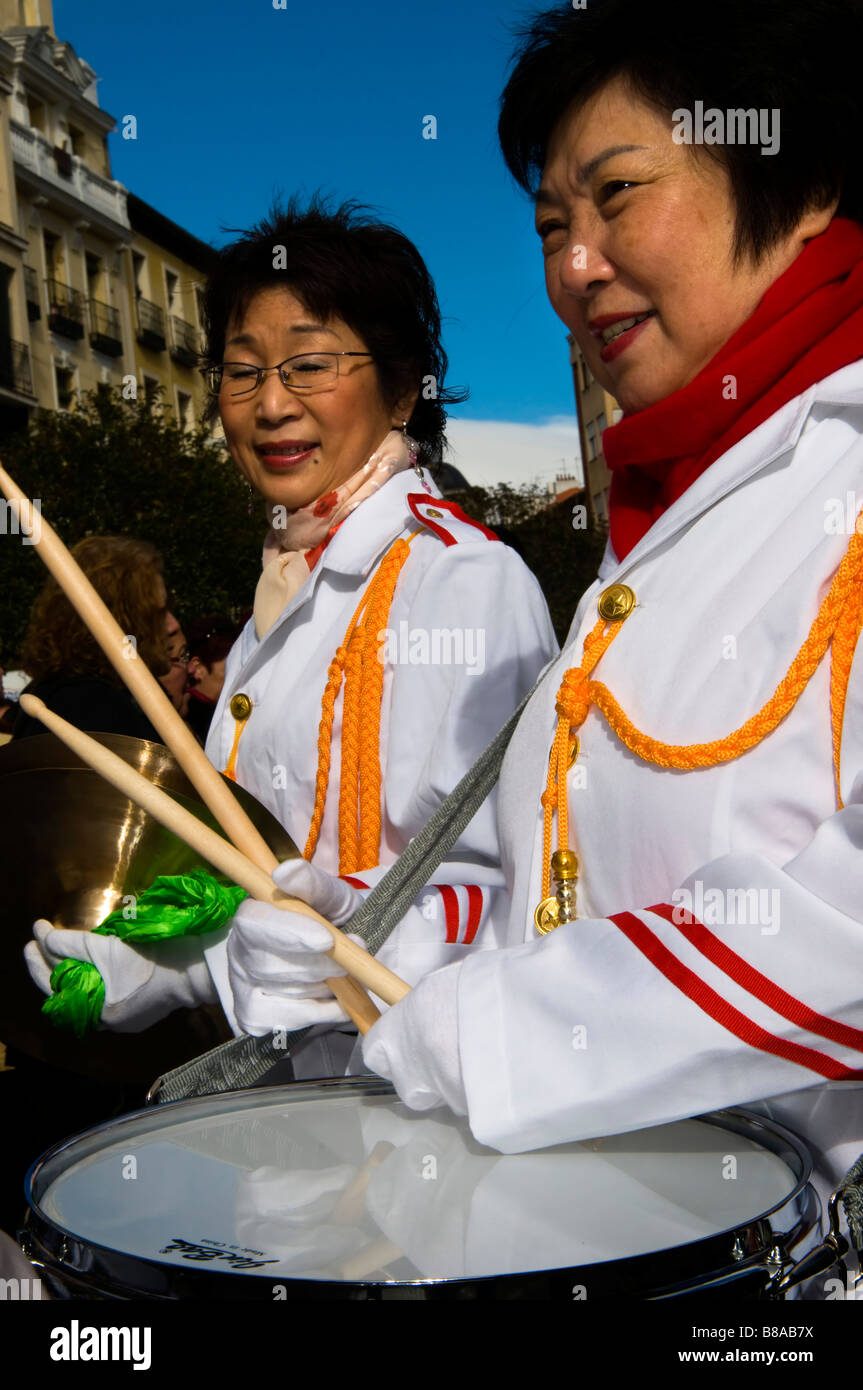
[227,858,367,1035]
[25,919,218,1033]
[361,961,469,1116]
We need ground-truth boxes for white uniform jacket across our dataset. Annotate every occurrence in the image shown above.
[204,468,558,1053]
[454,362,863,1192]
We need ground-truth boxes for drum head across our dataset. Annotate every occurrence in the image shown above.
[23,1077,816,1299]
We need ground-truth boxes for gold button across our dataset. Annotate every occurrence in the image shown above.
[598,583,636,621]
[229,693,253,721]
[534,896,560,934]
[426,508,443,518]
[548,735,580,770]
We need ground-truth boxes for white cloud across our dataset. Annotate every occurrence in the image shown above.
[444,416,583,490]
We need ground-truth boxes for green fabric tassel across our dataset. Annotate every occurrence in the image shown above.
[42,869,248,1037]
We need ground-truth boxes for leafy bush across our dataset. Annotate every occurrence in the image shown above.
[448,482,608,643]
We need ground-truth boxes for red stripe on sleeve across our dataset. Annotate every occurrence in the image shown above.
[609,911,863,1082]
[462,886,483,945]
[438,885,460,944]
[649,902,863,1055]
[340,876,370,890]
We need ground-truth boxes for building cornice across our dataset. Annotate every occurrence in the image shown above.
[4,30,116,133]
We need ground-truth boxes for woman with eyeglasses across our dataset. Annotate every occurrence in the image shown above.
[25,197,557,1074]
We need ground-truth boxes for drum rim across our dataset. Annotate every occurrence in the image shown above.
[21,1076,817,1297]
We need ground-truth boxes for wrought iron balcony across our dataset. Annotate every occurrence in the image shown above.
[46,276,86,340]
[89,298,123,358]
[0,340,35,397]
[169,315,199,367]
[24,265,40,320]
[136,297,166,352]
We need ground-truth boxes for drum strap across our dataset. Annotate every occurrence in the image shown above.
[149,666,550,1104]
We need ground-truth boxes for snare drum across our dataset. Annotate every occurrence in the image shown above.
[22,1076,821,1300]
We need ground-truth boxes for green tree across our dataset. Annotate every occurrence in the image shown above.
[0,387,264,665]
[448,482,607,643]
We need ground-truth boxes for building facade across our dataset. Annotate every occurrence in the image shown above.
[568,332,621,526]
[0,0,215,439]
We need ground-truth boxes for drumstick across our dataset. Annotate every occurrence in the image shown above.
[20,697,409,1019]
[0,464,377,1025]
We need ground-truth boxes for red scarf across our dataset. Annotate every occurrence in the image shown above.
[602,218,863,561]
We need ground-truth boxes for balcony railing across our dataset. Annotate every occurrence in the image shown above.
[0,340,35,397]
[9,121,130,232]
[46,276,86,339]
[24,265,40,320]
[89,298,123,357]
[136,297,166,351]
[169,315,199,366]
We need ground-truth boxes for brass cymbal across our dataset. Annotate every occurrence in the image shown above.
[0,731,298,1082]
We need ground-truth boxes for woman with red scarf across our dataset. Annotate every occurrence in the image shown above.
[355,0,863,1211]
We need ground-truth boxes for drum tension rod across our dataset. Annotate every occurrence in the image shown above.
[767,1188,850,1297]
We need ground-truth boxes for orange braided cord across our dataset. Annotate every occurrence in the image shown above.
[302,648,346,861]
[303,583,375,863]
[338,638,364,874]
[540,616,629,897]
[355,539,411,870]
[538,523,863,906]
[587,525,863,769]
[221,717,245,782]
[830,525,863,806]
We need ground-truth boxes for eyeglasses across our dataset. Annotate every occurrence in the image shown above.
[169,645,190,667]
[202,352,373,398]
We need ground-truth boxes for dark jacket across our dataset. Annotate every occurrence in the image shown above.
[11,673,163,743]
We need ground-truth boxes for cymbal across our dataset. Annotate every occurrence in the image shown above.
[0,731,298,1083]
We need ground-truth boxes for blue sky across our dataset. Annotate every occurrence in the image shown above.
[52,0,581,488]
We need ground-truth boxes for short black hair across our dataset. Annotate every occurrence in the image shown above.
[202,194,466,464]
[499,0,863,262]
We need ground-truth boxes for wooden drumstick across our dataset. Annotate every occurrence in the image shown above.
[0,464,378,1025]
[19,704,408,1026]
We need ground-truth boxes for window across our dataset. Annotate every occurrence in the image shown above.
[43,229,62,280]
[68,125,86,160]
[55,365,76,411]
[175,389,192,432]
[165,269,179,316]
[195,285,205,328]
[131,251,148,300]
[26,94,47,137]
[586,421,598,461]
[86,251,105,302]
[581,359,592,392]
[143,374,162,413]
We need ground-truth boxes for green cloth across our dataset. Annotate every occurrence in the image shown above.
[42,869,247,1037]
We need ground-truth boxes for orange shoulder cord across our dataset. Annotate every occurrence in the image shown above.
[304,531,422,874]
[539,517,863,918]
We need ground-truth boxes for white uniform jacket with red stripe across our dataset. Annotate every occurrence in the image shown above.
[203,468,558,1063]
[451,361,863,1188]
